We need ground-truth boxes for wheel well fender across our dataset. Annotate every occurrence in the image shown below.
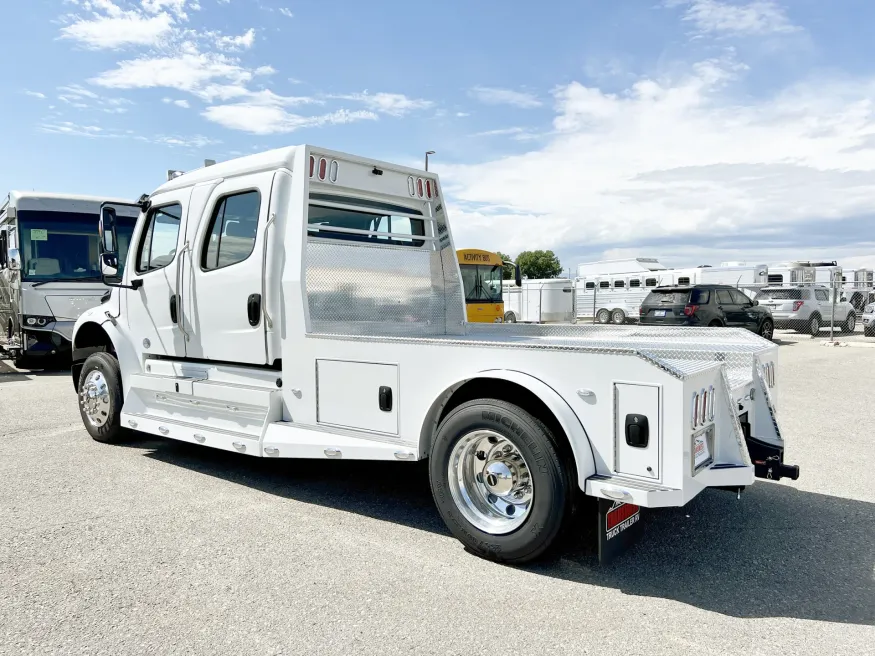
[71,321,116,389]
[419,370,596,491]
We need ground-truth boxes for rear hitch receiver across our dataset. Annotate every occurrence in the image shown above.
[754,456,800,481]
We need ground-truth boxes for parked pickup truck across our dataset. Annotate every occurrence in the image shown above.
[71,145,799,564]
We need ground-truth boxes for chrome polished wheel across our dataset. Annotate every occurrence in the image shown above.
[447,429,534,535]
[80,370,111,427]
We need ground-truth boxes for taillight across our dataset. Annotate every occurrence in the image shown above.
[416,178,424,198]
[318,157,327,181]
[792,300,804,311]
[639,306,645,316]
[684,304,699,316]
[425,180,433,199]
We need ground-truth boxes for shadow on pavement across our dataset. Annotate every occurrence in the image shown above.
[0,358,70,382]
[126,435,873,626]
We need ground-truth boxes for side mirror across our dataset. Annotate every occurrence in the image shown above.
[514,263,522,287]
[753,299,759,306]
[99,205,118,255]
[8,247,20,271]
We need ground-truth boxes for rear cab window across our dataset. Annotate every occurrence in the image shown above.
[307,194,426,247]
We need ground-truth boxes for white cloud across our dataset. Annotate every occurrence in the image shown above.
[469,86,542,109]
[163,97,190,107]
[40,121,107,137]
[57,84,134,113]
[60,2,176,49]
[474,127,527,137]
[443,58,875,263]
[215,27,255,51]
[90,52,252,94]
[24,90,46,99]
[668,0,801,36]
[203,103,376,135]
[456,112,470,117]
[279,7,293,17]
[335,91,433,116]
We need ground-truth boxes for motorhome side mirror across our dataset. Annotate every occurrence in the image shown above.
[99,206,118,255]
[8,248,20,271]
[514,264,522,287]
[100,252,119,278]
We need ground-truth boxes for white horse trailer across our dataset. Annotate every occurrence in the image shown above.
[502,278,574,323]
[576,260,769,324]
[71,145,799,565]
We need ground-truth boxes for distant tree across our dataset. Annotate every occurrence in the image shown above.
[516,250,562,280]
[496,251,515,280]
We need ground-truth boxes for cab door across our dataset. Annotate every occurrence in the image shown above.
[124,190,191,358]
[181,172,272,365]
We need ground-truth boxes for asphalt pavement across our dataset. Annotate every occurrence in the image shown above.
[1,341,872,656]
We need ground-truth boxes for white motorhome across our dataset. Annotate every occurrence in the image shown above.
[502,278,574,323]
[576,259,768,324]
[0,192,139,367]
[763,261,841,287]
[70,145,798,564]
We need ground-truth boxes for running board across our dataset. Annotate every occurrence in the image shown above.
[262,422,419,461]
[586,475,683,508]
[121,412,261,456]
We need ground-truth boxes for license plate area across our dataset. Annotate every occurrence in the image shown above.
[654,310,666,317]
[691,424,715,475]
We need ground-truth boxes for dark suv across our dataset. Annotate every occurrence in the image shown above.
[640,284,774,339]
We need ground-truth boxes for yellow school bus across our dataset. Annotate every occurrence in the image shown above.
[457,249,520,323]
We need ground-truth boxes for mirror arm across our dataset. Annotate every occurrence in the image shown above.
[105,278,142,290]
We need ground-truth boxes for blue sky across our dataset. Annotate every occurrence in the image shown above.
[3,0,875,271]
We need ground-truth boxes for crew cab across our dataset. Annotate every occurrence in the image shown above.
[70,145,799,564]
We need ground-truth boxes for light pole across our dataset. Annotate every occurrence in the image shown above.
[425,150,435,171]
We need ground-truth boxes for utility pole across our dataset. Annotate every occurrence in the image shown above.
[425,151,435,171]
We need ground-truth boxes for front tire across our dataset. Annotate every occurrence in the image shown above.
[429,399,573,564]
[77,352,126,444]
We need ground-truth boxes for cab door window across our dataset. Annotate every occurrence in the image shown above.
[136,204,182,273]
[202,191,260,271]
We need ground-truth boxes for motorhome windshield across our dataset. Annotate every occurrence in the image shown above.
[18,210,137,282]
[460,264,503,303]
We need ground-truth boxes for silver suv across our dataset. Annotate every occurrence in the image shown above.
[756,285,856,335]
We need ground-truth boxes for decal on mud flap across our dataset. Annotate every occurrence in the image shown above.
[598,499,644,564]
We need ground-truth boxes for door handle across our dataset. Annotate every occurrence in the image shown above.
[170,294,177,323]
[247,293,262,327]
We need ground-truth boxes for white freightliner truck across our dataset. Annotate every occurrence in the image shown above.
[70,145,800,564]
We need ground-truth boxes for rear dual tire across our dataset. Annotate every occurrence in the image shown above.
[429,400,573,564]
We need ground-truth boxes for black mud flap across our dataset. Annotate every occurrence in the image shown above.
[597,499,644,564]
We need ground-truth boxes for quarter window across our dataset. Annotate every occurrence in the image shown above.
[136,204,182,273]
[202,191,260,271]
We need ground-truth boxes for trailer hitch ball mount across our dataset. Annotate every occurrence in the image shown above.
[754,456,800,481]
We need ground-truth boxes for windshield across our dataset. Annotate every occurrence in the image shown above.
[19,210,138,282]
[460,264,503,303]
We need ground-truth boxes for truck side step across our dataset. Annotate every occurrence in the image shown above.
[262,421,419,461]
[586,474,683,508]
[124,373,283,438]
[121,412,261,456]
